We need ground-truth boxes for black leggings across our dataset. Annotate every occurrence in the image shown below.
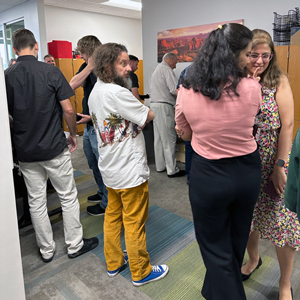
[189,149,261,300]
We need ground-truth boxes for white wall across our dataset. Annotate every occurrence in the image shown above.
[0,0,47,62]
[0,58,25,300]
[44,6,143,59]
[142,0,300,93]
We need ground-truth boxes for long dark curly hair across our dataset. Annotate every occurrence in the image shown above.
[93,43,127,83]
[183,23,253,100]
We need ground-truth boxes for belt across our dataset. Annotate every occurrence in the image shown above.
[151,102,174,106]
[86,123,94,129]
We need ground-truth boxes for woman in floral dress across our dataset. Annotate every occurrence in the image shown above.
[241,29,299,300]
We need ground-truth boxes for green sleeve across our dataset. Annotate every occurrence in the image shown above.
[284,128,300,217]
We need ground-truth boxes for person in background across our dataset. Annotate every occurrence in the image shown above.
[8,58,17,67]
[43,54,61,191]
[70,35,108,217]
[89,42,169,286]
[44,54,56,66]
[5,29,98,263]
[175,23,262,299]
[285,127,300,219]
[150,52,185,178]
[129,54,142,102]
[176,64,194,184]
[241,29,298,300]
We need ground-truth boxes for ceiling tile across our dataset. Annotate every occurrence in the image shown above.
[0,4,12,11]
[44,0,67,5]
[79,0,108,3]
[54,0,95,10]
[2,0,27,6]
[0,0,141,20]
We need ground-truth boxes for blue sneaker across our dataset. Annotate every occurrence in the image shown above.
[132,265,169,286]
[107,250,128,277]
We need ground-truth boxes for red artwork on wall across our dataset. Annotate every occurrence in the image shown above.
[157,19,244,62]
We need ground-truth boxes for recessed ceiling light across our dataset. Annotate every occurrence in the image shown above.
[101,0,142,11]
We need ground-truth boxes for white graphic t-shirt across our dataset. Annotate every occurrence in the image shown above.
[88,79,150,189]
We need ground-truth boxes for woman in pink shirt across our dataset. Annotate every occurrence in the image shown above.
[175,23,262,300]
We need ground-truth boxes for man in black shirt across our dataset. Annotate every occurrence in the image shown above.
[70,35,108,217]
[129,55,142,102]
[5,29,98,262]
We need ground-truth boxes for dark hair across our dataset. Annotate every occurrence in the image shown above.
[251,29,283,88]
[12,28,36,52]
[93,43,128,83]
[183,23,253,100]
[129,54,139,62]
[76,35,102,57]
[44,54,54,60]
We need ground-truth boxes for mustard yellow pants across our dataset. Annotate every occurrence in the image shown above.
[104,180,152,281]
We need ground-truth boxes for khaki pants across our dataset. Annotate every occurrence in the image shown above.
[150,102,179,175]
[19,148,83,259]
[104,181,152,281]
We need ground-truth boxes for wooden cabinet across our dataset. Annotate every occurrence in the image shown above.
[275,45,289,73]
[287,45,300,122]
[55,58,85,136]
[72,59,85,135]
[275,45,300,138]
[135,59,144,95]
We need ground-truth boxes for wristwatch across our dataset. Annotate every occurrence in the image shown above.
[275,159,287,167]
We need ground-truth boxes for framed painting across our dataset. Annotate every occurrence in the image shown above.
[157,19,244,62]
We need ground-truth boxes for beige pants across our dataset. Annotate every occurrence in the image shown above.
[19,148,83,259]
[150,102,179,175]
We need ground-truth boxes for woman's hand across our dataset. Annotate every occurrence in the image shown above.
[270,166,287,195]
[175,125,184,138]
[247,67,261,82]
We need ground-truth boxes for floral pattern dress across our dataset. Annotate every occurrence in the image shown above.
[251,85,300,250]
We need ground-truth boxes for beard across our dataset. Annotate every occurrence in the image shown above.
[113,73,132,90]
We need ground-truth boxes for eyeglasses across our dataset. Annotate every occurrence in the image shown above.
[249,53,273,62]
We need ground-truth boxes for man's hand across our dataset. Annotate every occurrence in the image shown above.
[67,134,78,153]
[77,113,92,124]
[87,55,95,69]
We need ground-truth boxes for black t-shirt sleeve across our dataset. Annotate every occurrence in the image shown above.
[4,71,14,115]
[76,62,87,75]
[130,72,139,89]
[50,68,75,101]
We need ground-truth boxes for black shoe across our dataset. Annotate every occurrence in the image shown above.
[87,193,102,203]
[68,237,99,259]
[167,170,186,178]
[87,204,105,216]
[40,251,55,263]
[291,287,293,300]
[241,256,262,281]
